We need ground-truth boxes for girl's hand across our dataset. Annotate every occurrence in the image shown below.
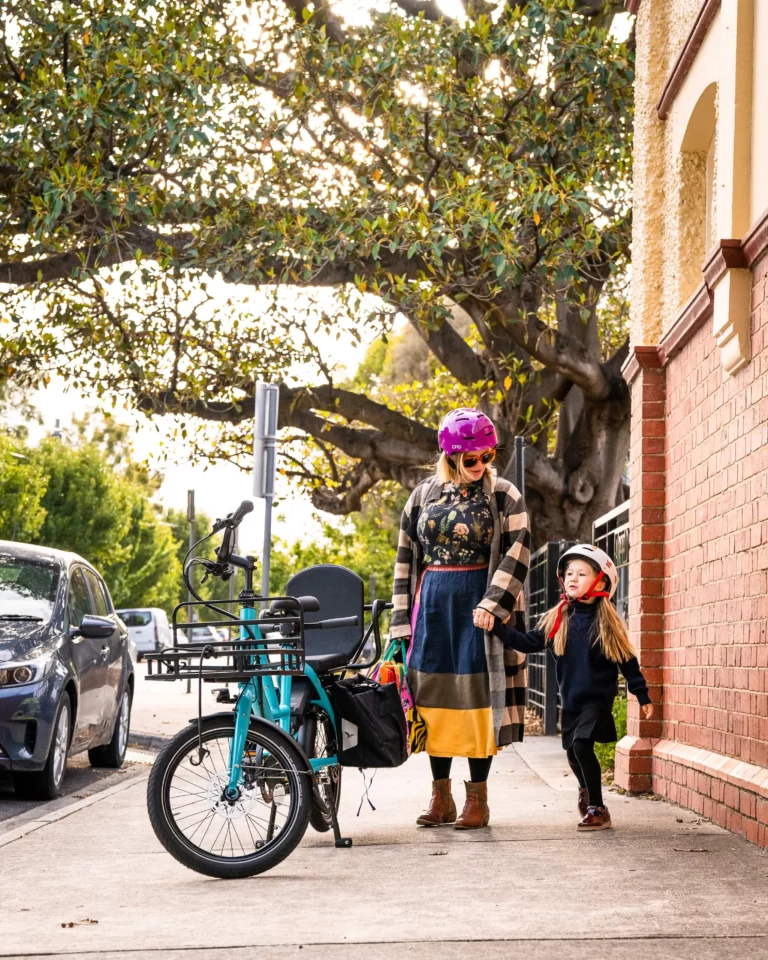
[642,703,655,719]
[473,608,495,632]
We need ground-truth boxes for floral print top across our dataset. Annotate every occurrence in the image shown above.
[416,481,493,565]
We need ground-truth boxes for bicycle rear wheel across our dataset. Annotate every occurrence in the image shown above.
[147,716,311,879]
[299,711,342,833]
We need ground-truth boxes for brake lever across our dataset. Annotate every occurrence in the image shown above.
[199,559,233,582]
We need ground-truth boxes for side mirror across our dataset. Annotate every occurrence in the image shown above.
[77,615,115,639]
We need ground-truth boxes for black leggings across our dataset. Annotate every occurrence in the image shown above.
[429,755,493,783]
[566,739,603,807]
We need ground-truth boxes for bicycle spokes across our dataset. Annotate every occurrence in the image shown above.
[165,732,298,859]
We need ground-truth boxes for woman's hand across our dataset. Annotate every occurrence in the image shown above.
[473,608,495,632]
[642,703,655,719]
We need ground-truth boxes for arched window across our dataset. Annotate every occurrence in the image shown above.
[677,82,717,307]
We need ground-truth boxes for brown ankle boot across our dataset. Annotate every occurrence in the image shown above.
[578,805,612,831]
[578,787,589,817]
[416,779,457,827]
[454,780,490,830]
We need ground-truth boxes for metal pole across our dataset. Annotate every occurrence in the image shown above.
[513,436,528,628]
[186,490,195,694]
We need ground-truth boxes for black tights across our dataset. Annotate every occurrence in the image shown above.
[429,755,493,783]
[566,739,603,807]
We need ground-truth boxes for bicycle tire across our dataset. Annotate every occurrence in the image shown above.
[299,711,342,833]
[147,716,311,879]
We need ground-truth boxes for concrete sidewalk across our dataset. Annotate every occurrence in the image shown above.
[3,733,768,960]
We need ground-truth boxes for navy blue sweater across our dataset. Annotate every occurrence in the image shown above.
[493,600,651,712]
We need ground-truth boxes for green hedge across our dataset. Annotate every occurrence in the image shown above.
[594,695,628,772]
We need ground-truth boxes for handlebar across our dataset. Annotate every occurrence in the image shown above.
[304,616,359,630]
[212,499,254,534]
[214,500,255,565]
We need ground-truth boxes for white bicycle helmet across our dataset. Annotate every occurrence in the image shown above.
[557,544,618,600]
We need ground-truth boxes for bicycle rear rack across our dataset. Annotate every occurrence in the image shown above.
[144,599,306,682]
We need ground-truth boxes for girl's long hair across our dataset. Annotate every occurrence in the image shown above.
[539,587,636,663]
[435,451,494,486]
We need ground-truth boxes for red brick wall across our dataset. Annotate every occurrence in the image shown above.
[663,253,768,772]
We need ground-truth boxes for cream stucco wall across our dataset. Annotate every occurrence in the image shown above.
[630,0,716,345]
[632,0,762,348]
[751,1,768,221]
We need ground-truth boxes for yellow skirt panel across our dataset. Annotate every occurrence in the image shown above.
[418,706,499,759]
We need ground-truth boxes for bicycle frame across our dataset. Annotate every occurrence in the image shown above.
[224,569,340,801]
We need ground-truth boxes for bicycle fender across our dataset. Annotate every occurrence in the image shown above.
[187,712,314,778]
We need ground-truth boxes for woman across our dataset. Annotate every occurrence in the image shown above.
[390,408,530,829]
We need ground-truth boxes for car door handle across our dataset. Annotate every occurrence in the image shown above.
[100,645,110,660]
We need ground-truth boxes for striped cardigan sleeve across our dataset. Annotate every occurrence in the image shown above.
[477,484,530,621]
[390,491,417,638]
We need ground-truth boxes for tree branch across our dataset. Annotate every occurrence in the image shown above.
[0,229,193,286]
[404,310,486,386]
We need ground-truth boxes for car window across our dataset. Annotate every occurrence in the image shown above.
[0,555,60,623]
[119,610,152,627]
[68,568,94,626]
[83,569,110,617]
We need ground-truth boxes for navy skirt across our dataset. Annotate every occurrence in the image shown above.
[407,565,497,758]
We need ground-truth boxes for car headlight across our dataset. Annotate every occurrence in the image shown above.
[0,655,54,687]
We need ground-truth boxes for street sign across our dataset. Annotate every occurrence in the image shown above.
[252,382,280,600]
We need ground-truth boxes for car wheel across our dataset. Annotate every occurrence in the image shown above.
[88,688,131,769]
[13,693,71,801]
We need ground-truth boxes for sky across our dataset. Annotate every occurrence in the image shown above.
[19,319,375,556]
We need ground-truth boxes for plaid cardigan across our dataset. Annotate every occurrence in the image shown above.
[390,472,531,746]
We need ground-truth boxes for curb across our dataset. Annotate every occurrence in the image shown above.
[128,730,172,752]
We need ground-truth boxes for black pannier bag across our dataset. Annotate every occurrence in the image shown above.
[328,675,408,768]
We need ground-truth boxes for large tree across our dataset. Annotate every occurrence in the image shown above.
[0,0,634,545]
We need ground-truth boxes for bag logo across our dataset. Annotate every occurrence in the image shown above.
[341,719,358,749]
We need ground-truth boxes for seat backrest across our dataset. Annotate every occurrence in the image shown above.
[285,564,365,664]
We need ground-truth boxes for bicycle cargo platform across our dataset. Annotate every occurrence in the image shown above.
[143,599,306,681]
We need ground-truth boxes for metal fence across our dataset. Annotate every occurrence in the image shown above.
[526,540,574,735]
[525,502,630,734]
[592,502,630,624]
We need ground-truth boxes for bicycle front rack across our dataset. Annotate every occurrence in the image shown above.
[144,599,306,682]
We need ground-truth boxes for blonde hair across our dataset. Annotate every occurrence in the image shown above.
[435,451,495,486]
[539,578,636,663]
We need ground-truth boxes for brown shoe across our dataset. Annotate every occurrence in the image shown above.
[578,805,612,831]
[578,787,589,817]
[454,781,490,830]
[416,779,457,827]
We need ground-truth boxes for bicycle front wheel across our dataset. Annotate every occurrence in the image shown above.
[147,716,311,879]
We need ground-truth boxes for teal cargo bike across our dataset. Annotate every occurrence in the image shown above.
[144,501,392,879]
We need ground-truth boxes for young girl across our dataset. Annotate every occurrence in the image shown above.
[490,544,654,831]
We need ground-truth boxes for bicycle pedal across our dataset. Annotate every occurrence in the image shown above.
[335,837,353,849]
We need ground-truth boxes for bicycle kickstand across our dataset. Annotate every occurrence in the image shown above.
[328,798,352,849]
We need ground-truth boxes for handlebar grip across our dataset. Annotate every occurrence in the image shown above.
[230,499,255,527]
[307,616,359,630]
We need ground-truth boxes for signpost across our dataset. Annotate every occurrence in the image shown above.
[253,382,280,600]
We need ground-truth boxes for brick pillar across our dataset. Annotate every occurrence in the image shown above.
[615,346,665,793]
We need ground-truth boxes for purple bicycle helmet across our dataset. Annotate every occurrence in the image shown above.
[438,408,498,454]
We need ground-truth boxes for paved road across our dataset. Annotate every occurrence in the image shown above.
[0,751,150,823]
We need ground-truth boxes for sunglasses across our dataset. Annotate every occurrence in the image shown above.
[462,450,496,468]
